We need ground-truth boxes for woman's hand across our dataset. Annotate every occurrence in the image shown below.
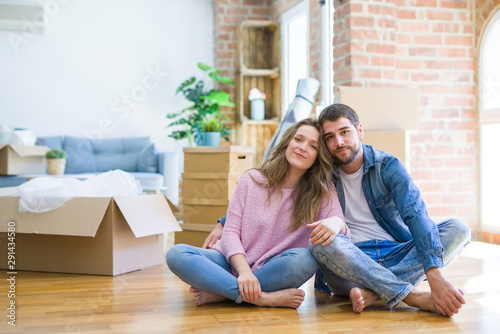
[307,216,345,246]
[229,254,261,303]
[237,271,262,303]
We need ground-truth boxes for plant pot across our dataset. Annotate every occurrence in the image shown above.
[202,132,220,147]
[250,99,265,120]
[47,158,66,175]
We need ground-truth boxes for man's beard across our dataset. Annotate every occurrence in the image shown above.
[331,144,361,165]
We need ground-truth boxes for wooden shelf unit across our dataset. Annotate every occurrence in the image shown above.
[235,20,281,167]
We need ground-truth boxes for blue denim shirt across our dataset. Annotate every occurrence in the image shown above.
[332,145,444,272]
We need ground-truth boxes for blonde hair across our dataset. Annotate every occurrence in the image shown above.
[250,118,334,231]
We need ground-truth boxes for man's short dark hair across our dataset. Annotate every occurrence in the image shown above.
[318,103,360,127]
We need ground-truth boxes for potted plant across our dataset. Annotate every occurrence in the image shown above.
[45,148,67,175]
[166,62,234,146]
[200,115,225,146]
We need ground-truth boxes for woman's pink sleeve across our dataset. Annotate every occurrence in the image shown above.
[220,172,251,260]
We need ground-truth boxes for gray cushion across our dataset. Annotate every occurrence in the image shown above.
[35,136,64,150]
[64,136,151,174]
[138,143,159,173]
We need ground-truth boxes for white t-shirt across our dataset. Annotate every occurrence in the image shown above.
[339,165,395,243]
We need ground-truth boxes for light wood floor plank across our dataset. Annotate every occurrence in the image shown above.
[1,241,499,333]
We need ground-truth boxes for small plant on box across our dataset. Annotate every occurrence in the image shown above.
[45,148,67,160]
[200,115,225,146]
[45,148,67,175]
[201,115,225,134]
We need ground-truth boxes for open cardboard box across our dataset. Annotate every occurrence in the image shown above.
[0,193,181,275]
[0,144,49,175]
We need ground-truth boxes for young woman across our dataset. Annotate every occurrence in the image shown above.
[167,118,349,308]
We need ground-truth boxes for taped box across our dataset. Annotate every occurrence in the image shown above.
[0,144,49,175]
[182,172,242,200]
[182,198,229,225]
[175,223,215,248]
[183,146,255,173]
[0,194,181,276]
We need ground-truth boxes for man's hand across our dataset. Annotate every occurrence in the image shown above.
[307,216,345,246]
[202,222,223,249]
[426,267,466,316]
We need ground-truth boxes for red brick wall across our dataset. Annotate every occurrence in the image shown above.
[333,0,477,230]
[475,0,500,44]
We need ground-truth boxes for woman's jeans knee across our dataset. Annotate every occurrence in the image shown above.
[167,244,318,303]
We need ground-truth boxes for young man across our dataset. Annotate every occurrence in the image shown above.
[309,103,470,316]
[202,103,470,316]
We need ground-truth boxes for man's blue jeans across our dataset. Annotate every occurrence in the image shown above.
[166,245,318,303]
[310,218,471,308]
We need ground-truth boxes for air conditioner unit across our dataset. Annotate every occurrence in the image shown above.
[0,2,45,33]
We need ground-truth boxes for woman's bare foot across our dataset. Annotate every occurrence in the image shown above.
[189,286,228,306]
[247,288,306,309]
[349,288,379,313]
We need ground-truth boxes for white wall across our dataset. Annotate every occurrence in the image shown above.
[0,0,214,157]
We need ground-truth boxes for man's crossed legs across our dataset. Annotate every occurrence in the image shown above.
[310,219,471,316]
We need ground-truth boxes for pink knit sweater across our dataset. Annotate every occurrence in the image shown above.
[212,169,347,273]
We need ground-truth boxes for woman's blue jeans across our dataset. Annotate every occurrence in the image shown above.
[166,245,318,303]
[310,218,471,308]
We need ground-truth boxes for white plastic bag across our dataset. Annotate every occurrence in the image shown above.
[0,124,13,144]
[10,128,37,145]
[18,170,143,213]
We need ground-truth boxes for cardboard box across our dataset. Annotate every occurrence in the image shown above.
[363,130,411,169]
[183,146,255,173]
[0,144,49,175]
[0,194,181,275]
[335,86,419,131]
[182,198,229,224]
[174,223,215,247]
[182,172,242,200]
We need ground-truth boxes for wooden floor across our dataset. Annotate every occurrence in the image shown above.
[1,240,500,334]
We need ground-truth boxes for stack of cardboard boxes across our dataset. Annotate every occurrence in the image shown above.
[176,146,255,246]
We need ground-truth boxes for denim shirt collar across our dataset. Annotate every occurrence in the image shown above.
[361,144,375,174]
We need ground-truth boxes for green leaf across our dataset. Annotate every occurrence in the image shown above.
[184,88,201,102]
[175,77,196,94]
[208,72,234,85]
[168,130,189,140]
[206,91,235,108]
[198,62,221,73]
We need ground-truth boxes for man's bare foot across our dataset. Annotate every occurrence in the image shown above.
[349,287,379,313]
[403,289,442,315]
[189,286,228,306]
[247,288,305,309]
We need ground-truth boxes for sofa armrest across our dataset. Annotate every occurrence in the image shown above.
[158,151,179,205]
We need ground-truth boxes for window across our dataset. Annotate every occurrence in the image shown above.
[282,1,309,114]
[480,9,500,230]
